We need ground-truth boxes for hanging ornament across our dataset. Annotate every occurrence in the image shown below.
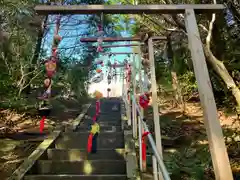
[91,73,103,83]
[223,3,239,39]
[53,34,62,46]
[96,68,102,73]
[97,37,103,52]
[107,88,111,98]
[107,74,112,85]
[95,59,103,65]
[113,61,117,69]
[107,60,111,67]
[52,47,58,57]
[44,78,51,88]
[124,58,128,65]
[96,13,104,36]
[139,93,150,109]
[94,90,103,99]
[45,57,57,78]
[97,37,103,44]
[39,78,52,100]
[96,13,105,52]
[96,24,104,36]
[224,5,236,27]
[97,45,103,52]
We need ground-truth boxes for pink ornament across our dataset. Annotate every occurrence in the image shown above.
[97,37,103,44]
[97,45,103,52]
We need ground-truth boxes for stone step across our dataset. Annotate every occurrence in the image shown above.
[100,105,120,113]
[47,149,125,161]
[77,125,122,132]
[80,121,122,127]
[98,115,121,120]
[37,160,126,175]
[25,175,128,180]
[55,132,124,149]
[82,117,121,123]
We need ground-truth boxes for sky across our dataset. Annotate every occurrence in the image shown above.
[42,13,136,97]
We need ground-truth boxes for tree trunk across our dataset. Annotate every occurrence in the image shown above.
[205,11,240,111]
[24,16,48,94]
[170,70,184,111]
[204,47,240,108]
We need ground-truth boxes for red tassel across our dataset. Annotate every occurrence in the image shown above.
[87,133,93,153]
[141,131,151,161]
[96,101,100,115]
[142,141,147,161]
[142,131,151,137]
[40,116,46,133]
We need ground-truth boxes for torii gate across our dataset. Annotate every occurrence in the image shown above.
[35,4,233,180]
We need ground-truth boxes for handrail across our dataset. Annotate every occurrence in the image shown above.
[123,94,171,180]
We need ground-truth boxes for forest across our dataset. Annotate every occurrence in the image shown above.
[0,0,240,179]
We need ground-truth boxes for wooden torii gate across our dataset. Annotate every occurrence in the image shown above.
[35,4,233,180]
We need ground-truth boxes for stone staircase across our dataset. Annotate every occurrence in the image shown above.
[24,99,128,180]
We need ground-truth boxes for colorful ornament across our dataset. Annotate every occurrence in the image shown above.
[94,90,103,99]
[44,78,51,87]
[139,93,150,109]
[45,58,57,78]
[96,69,102,73]
[96,37,103,52]
[97,37,103,44]
[53,34,62,46]
[91,73,103,83]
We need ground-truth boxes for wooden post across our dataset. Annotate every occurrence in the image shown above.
[184,9,233,180]
[148,38,163,156]
[148,38,164,180]
[138,46,147,172]
[132,54,138,138]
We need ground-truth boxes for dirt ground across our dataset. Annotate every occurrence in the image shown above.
[0,97,84,179]
[144,99,240,180]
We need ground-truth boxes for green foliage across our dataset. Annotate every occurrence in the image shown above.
[179,71,197,97]
[0,0,119,111]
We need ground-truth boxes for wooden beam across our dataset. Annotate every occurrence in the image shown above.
[81,37,141,42]
[35,4,225,15]
[152,36,168,40]
[88,44,144,48]
[184,9,233,180]
[100,52,135,55]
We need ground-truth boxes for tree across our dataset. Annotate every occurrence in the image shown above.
[0,0,120,109]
